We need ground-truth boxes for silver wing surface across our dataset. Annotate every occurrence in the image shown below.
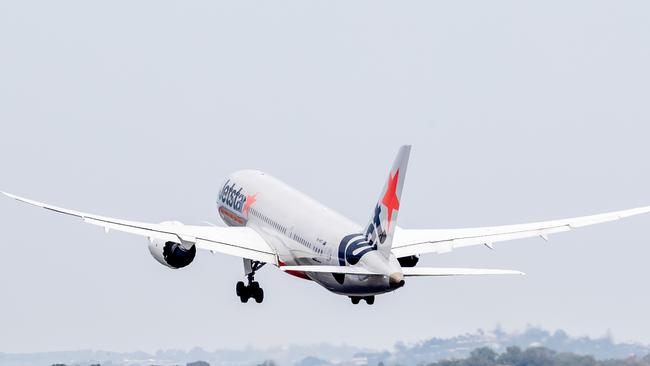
[392,206,650,258]
[2,192,277,264]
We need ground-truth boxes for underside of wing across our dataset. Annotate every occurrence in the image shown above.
[2,192,277,264]
[392,206,650,258]
[402,267,525,276]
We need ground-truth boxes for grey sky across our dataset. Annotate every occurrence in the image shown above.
[1,0,650,354]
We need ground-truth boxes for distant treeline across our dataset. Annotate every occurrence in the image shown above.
[421,347,650,366]
[45,346,650,366]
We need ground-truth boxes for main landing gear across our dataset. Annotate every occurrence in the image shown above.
[236,259,265,303]
[237,280,264,303]
[350,296,375,305]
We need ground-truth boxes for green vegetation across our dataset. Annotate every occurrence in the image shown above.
[426,347,650,366]
[187,362,211,366]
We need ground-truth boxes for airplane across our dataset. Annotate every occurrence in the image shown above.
[3,145,650,305]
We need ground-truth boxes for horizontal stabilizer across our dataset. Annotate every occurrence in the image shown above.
[280,265,382,275]
[402,267,525,276]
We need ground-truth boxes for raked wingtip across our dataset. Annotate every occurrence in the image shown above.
[1,191,22,201]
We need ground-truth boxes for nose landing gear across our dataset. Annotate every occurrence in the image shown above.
[236,259,265,303]
[349,296,375,305]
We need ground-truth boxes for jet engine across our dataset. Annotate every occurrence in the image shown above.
[147,221,196,269]
[148,239,196,269]
[397,255,419,268]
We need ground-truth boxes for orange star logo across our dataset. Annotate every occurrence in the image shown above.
[243,193,257,216]
[381,169,400,230]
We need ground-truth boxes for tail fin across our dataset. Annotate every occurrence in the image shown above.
[366,145,411,259]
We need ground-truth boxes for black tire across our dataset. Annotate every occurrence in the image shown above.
[350,297,360,305]
[236,281,246,296]
[239,293,250,303]
[250,281,260,290]
[254,288,264,303]
[365,296,375,305]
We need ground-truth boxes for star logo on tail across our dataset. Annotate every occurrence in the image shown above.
[381,169,400,231]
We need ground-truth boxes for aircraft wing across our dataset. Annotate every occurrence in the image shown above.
[1,192,278,265]
[391,206,650,258]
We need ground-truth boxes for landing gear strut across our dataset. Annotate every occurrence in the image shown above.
[350,296,375,305]
[236,259,265,303]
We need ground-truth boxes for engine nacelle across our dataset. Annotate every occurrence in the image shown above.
[148,239,196,269]
[147,221,196,269]
[397,255,420,268]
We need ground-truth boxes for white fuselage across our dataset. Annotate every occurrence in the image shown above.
[217,170,402,296]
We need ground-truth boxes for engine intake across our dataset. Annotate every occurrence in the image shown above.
[397,255,419,268]
[148,239,196,269]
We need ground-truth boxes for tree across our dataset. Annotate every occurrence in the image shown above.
[499,346,524,366]
[641,354,650,366]
[466,347,498,366]
[187,361,210,366]
[519,347,556,366]
[555,353,597,366]
[257,361,276,366]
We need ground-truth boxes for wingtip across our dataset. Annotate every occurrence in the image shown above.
[0,191,42,207]
[1,191,25,202]
[502,269,526,276]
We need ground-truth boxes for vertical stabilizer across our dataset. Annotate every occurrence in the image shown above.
[365,145,411,259]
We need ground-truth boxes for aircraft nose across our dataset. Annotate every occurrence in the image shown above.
[389,272,405,288]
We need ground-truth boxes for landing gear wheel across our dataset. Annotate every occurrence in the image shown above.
[236,260,266,304]
[236,281,246,297]
[253,288,264,303]
[350,296,361,304]
[365,296,375,305]
[238,288,250,303]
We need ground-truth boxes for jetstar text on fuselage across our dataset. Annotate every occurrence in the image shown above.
[220,180,247,213]
[218,180,256,226]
